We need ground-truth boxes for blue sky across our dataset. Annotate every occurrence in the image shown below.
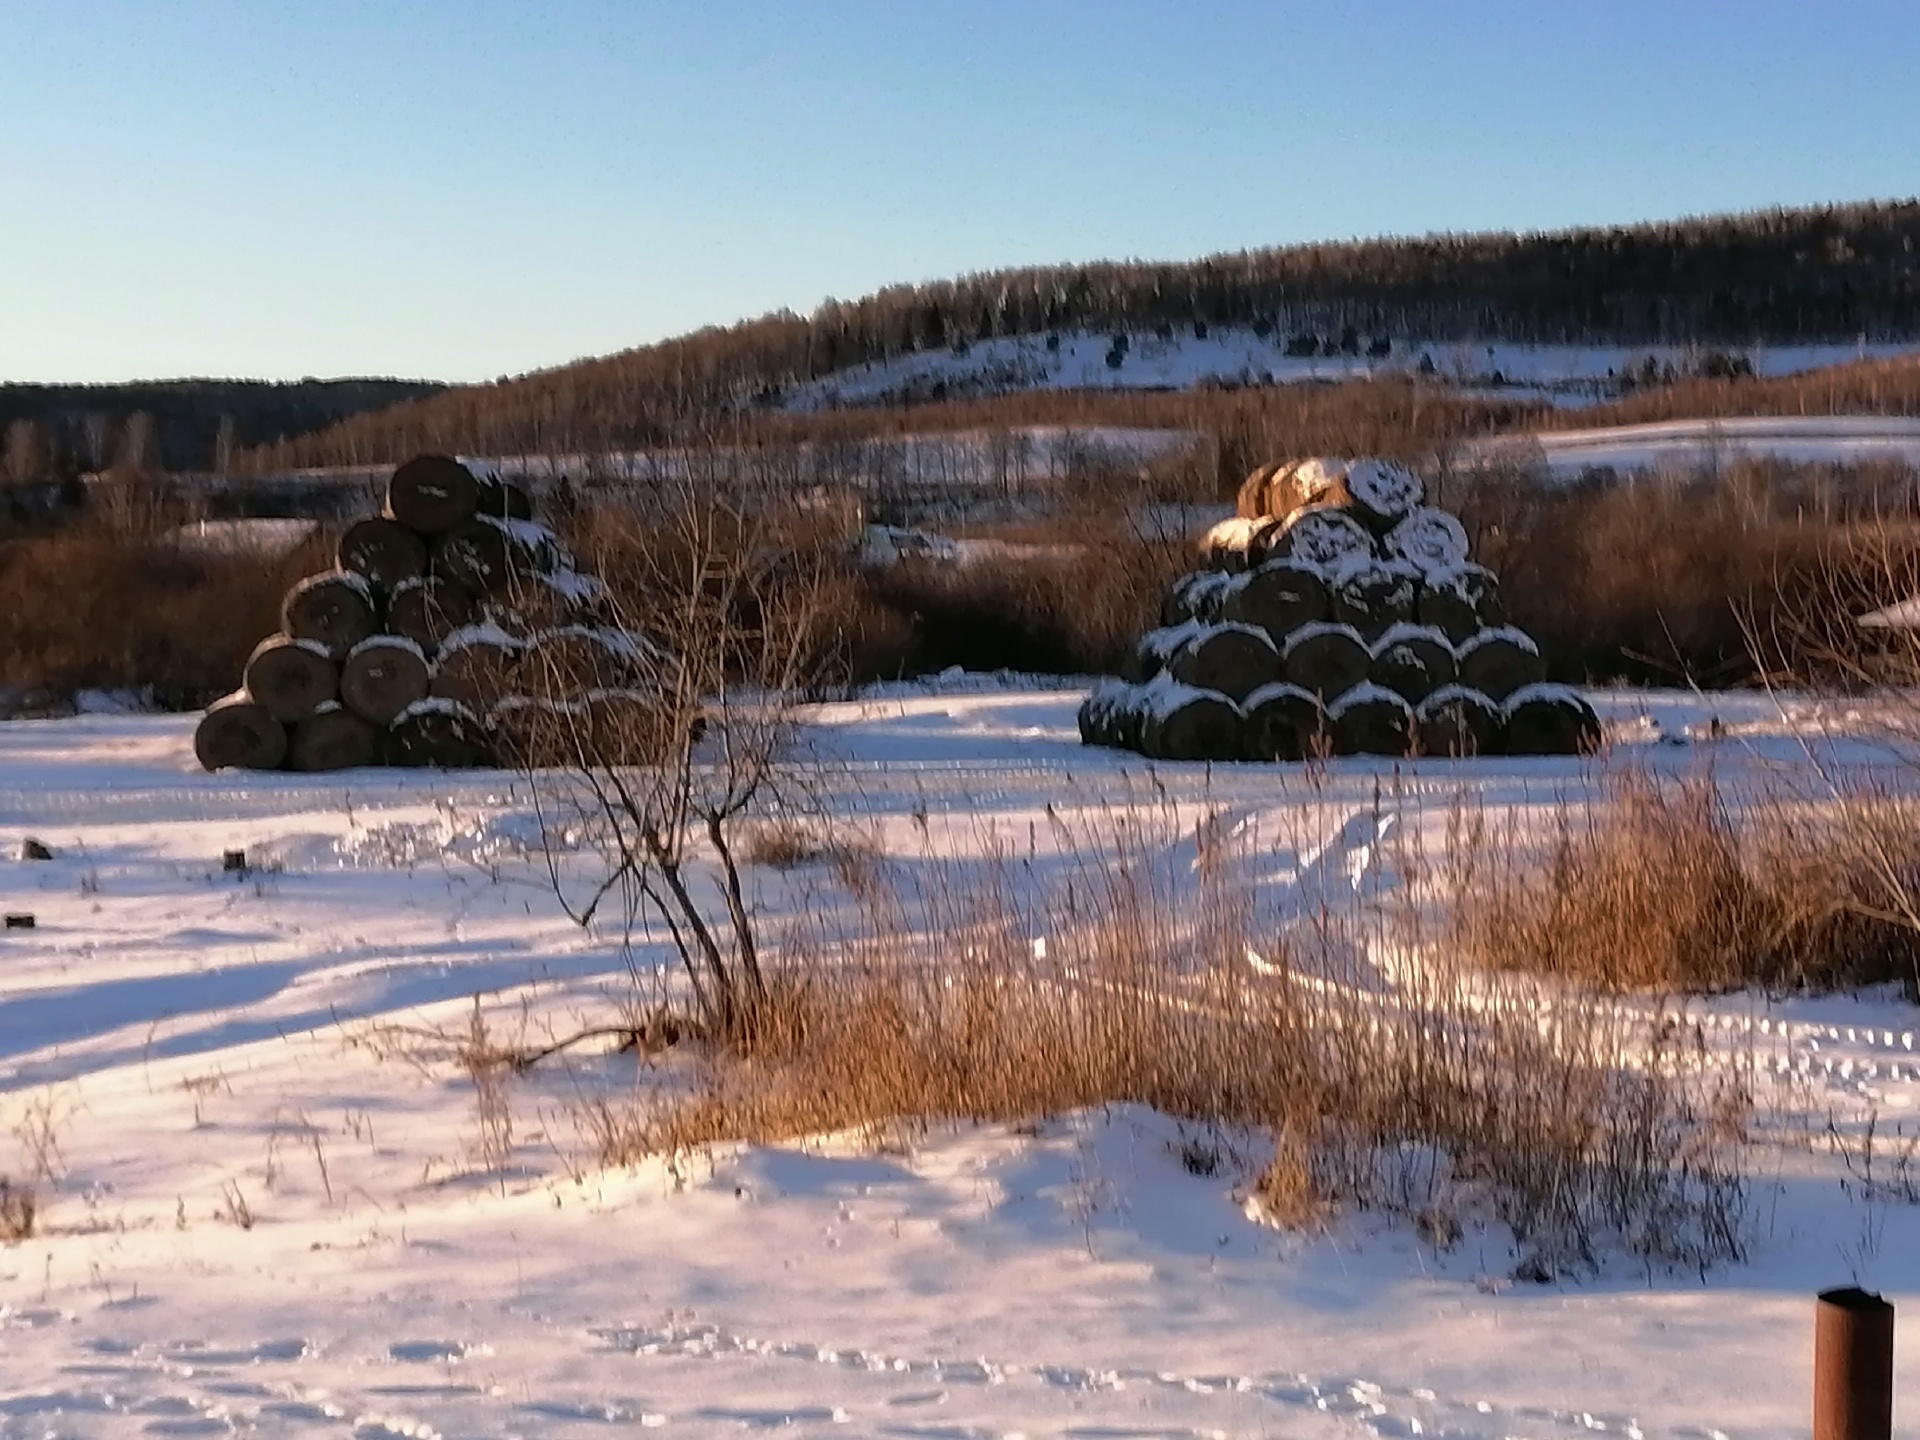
[4,1,1918,384]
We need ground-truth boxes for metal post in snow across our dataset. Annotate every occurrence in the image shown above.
[1815,1286,1894,1440]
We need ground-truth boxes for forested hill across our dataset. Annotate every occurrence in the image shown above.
[256,199,1920,467]
[0,378,447,480]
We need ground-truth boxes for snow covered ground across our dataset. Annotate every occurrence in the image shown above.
[1472,416,1920,479]
[4,684,1920,1438]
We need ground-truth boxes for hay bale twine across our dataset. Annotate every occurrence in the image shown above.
[281,570,378,656]
[1503,683,1603,756]
[387,575,478,657]
[433,516,567,596]
[1268,503,1374,571]
[1413,685,1504,758]
[1242,681,1323,761]
[1267,456,1353,518]
[1343,459,1425,530]
[337,517,428,593]
[1369,623,1457,703]
[340,635,431,725]
[1282,622,1371,699]
[243,635,338,722]
[1138,680,1245,762]
[1327,559,1419,639]
[1415,563,1503,644]
[1383,507,1471,572]
[429,624,524,712]
[1167,623,1281,703]
[1328,683,1413,757]
[387,455,480,535]
[387,698,493,768]
[1235,461,1284,519]
[1161,570,1234,626]
[1456,625,1545,701]
[1221,560,1330,643]
[288,702,380,772]
[194,692,288,772]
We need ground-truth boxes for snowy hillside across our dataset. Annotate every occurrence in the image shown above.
[1473,415,1920,478]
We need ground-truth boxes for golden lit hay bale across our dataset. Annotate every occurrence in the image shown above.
[340,635,432,725]
[281,570,379,657]
[1235,461,1284,519]
[1502,683,1603,756]
[1198,516,1276,572]
[1242,681,1322,761]
[1221,560,1330,643]
[387,454,480,535]
[1457,625,1546,701]
[1166,622,1282,703]
[1413,685,1504,758]
[1327,682,1413,756]
[1137,679,1245,761]
[288,702,380,772]
[243,634,337,722]
[193,692,288,772]
[1160,569,1234,626]
[1266,455,1354,517]
[1327,559,1419,639]
[428,624,524,713]
[1268,503,1374,571]
[1368,623,1458,703]
[1343,458,1426,530]
[1383,506,1471,572]
[1415,563,1504,643]
[387,698,493,768]
[337,517,428,593]
[1282,621,1371,699]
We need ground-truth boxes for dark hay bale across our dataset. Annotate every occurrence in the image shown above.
[1283,623,1371,699]
[243,635,338,722]
[387,699,493,768]
[1121,623,1200,683]
[1235,461,1283,519]
[429,628,524,712]
[1161,570,1233,626]
[337,518,428,593]
[485,569,612,631]
[1415,564,1503,643]
[475,476,535,522]
[194,693,288,772]
[288,703,380,772]
[281,571,379,657]
[1344,458,1426,530]
[1413,685,1504,758]
[387,455,480,535]
[387,575,478,657]
[433,517,568,596]
[1139,686,1245,762]
[1503,684,1603,756]
[340,635,432,725]
[1383,507,1470,572]
[1328,684,1413,756]
[1327,561,1419,639]
[1269,504,1374,571]
[492,694,675,769]
[520,626,650,699]
[1369,624,1458,703]
[1457,626,1546,701]
[1167,623,1282,703]
[1222,561,1330,643]
[1242,681,1323,761]
[1078,682,1152,751]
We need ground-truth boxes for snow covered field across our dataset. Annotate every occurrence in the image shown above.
[4,683,1920,1438]
[1473,416,1920,479]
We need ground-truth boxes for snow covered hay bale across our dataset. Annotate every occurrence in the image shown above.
[1160,570,1234,627]
[1077,680,1151,751]
[340,635,431,725]
[432,516,570,597]
[243,635,337,722]
[1121,621,1203,683]
[387,454,481,535]
[1166,622,1281,703]
[387,698,493,768]
[1413,685,1503,759]
[387,575,477,657]
[193,692,288,772]
[1456,625,1545,701]
[1327,559,1419,639]
[1502,684,1602,756]
[1343,458,1425,531]
[1369,623,1457,703]
[337,517,428,594]
[1243,681,1324,761]
[288,702,380,772]
[487,568,613,632]
[520,625,651,698]
[1282,621,1371,699]
[1220,560,1329,642]
[475,474,535,523]
[281,570,378,657]
[1137,679,1245,762]
[428,624,524,713]
[1415,564,1503,644]
[1198,516,1275,573]
[1328,683,1413,756]
[1267,503,1374,572]
[1384,507,1471,573]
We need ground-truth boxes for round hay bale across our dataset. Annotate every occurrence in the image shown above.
[1503,683,1603,756]
[1242,681,1323,761]
[1267,456,1353,518]
[1343,459,1426,530]
[1268,504,1374,572]
[288,703,380,772]
[387,699,493,768]
[1369,623,1458,703]
[1327,560,1419,639]
[1328,683,1413,757]
[1120,622,1199,683]
[521,625,651,699]
[1383,507,1471,572]
[1221,561,1330,643]
[475,476,535,522]
[387,575,478,656]
[1167,623,1281,703]
[1161,570,1233,626]
[1198,516,1271,572]
[340,635,431,725]
[429,625,524,713]
[1139,683,1245,762]
[387,455,480,535]
[1235,461,1284,519]
[1456,626,1545,701]
[337,518,428,593]
[1415,563,1503,643]
[243,635,338,722]
[1282,622,1371,699]
[194,692,288,772]
[581,689,683,765]
[281,570,378,656]
[486,569,613,631]
[1413,685,1504,758]
[433,516,568,596]
[1078,682,1153,752]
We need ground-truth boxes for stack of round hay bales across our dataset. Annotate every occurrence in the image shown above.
[195,454,664,773]
[1080,456,1599,762]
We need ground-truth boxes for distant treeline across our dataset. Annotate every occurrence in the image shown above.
[251,199,1920,467]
